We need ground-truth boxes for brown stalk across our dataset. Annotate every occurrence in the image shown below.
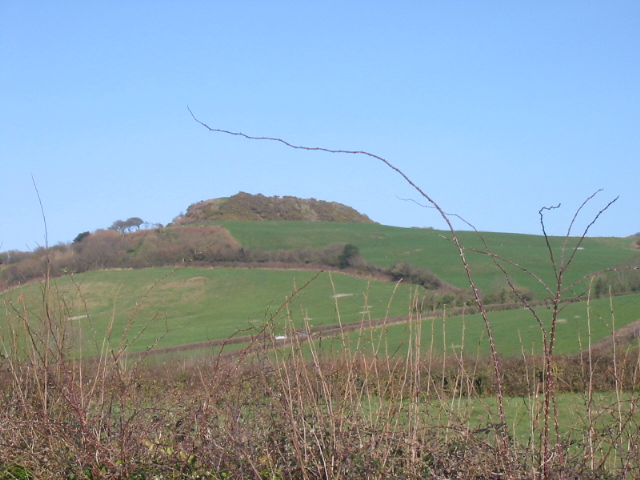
[188,107,512,454]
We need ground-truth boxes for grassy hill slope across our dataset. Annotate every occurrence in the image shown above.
[2,222,638,358]
[3,267,639,359]
[1,267,416,356]
[327,292,640,357]
[216,221,639,298]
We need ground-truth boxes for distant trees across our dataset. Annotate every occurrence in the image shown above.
[0,230,457,293]
[483,286,535,305]
[593,265,640,296]
[73,231,90,243]
[0,223,459,296]
[388,261,443,290]
[0,249,35,266]
[110,217,144,233]
[338,244,360,268]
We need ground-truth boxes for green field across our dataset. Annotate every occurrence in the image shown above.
[217,221,639,298]
[314,292,640,358]
[0,266,416,356]
[3,268,638,359]
[2,222,638,358]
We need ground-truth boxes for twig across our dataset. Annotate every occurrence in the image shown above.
[188,108,512,451]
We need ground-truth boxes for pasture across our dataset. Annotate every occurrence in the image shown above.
[3,262,638,359]
[217,220,639,298]
[314,292,640,358]
[0,266,416,356]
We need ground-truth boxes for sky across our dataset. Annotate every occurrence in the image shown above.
[1,2,639,252]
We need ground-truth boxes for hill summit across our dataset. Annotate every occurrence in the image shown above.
[173,192,375,224]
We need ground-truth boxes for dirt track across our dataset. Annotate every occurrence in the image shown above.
[581,317,640,355]
[128,302,637,360]
[126,313,419,359]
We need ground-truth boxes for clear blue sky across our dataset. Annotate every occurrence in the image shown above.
[1,2,638,252]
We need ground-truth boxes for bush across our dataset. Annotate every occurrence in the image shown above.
[337,243,359,268]
[593,256,640,296]
[483,286,535,305]
[388,261,443,290]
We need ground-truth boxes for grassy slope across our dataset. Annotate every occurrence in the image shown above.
[318,292,640,357]
[2,222,637,357]
[4,270,637,359]
[217,221,639,298]
[1,267,415,356]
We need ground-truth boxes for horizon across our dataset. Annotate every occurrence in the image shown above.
[2,3,639,251]
[1,190,635,254]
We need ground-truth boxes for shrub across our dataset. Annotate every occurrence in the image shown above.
[483,286,535,305]
[593,255,640,296]
[388,261,443,290]
[72,231,90,243]
[337,243,360,268]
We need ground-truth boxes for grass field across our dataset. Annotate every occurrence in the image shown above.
[3,262,638,359]
[313,292,640,358]
[217,221,639,298]
[1,266,416,356]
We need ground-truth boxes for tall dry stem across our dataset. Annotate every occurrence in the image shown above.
[189,108,512,453]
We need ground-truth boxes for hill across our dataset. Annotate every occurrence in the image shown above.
[173,192,375,224]
[214,221,640,299]
[2,194,640,359]
[2,219,639,303]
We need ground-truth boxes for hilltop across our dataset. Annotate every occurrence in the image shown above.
[1,191,639,310]
[172,192,375,224]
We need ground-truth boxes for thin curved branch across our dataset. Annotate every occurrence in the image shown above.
[561,195,619,276]
[189,107,511,448]
[564,190,602,241]
[539,203,561,282]
[462,246,555,297]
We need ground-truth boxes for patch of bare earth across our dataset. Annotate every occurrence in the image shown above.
[583,317,640,355]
